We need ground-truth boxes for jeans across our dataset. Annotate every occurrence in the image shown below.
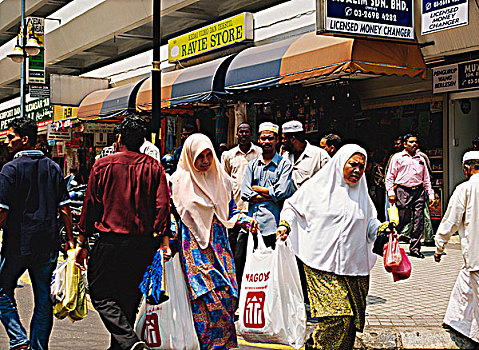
[0,251,58,350]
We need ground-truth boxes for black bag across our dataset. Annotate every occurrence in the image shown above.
[373,222,397,256]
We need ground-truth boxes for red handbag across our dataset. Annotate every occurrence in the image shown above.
[383,233,402,271]
[392,248,412,282]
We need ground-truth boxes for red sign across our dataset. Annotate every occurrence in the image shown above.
[141,311,162,347]
[244,291,266,329]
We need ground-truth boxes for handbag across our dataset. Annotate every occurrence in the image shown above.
[383,233,402,271]
[139,250,169,305]
[391,248,411,282]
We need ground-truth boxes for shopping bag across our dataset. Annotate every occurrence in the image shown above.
[237,234,306,349]
[50,260,67,303]
[387,204,400,225]
[391,248,412,282]
[52,249,88,321]
[383,233,402,271]
[134,255,200,350]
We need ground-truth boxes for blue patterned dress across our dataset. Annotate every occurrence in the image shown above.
[172,198,250,350]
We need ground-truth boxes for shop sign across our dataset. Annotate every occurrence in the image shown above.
[29,84,50,98]
[53,105,78,121]
[168,12,254,62]
[94,132,107,147]
[27,17,45,84]
[47,123,72,141]
[85,123,116,134]
[0,98,53,135]
[421,0,468,35]
[317,0,414,40]
[433,60,479,93]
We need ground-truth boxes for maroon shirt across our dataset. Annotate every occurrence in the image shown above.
[78,150,170,238]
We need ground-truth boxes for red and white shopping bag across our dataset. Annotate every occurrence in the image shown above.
[135,255,200,350]
[238,234,307,349]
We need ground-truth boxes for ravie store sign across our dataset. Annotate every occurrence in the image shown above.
[0,98,53,135]
[433,60,479,93]
[317,0,414,40]
[421,0,468,35]
[168,12,254,62]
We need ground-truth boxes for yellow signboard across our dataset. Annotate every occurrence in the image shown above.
[53,105,78,121]
[168,12,254,62]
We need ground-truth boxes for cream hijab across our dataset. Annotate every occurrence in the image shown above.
[171,134,239,249]
[280,144,380,276]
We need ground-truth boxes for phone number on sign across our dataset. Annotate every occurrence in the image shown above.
[351,9,398,22]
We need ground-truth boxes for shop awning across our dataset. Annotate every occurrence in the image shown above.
[136,55,235,111]
[77,80,144,121]
[225,32,426,92]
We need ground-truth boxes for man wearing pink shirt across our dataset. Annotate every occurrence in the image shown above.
[385,134,435,258]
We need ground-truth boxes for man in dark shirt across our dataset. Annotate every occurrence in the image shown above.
[76,116,170,350]
[0,118,73,350]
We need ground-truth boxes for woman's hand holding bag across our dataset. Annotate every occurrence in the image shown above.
[383,233,402,271]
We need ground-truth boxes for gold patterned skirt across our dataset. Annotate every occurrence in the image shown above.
[303,265,369,350]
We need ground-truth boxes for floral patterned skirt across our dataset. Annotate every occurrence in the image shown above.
[191,286,237,350]
[303,265,369,350]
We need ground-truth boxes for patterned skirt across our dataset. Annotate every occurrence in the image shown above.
[303,265,369,350]
[191,286,238,350]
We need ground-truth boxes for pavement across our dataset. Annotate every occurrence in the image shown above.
[1,236,478,349]
[355,238,479,349]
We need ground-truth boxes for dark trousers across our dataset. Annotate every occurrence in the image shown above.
[395,185,425,254]
[297,257,310,306]
[88,234,159,350]
[234,229,275,298]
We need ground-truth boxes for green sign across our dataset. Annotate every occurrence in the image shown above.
[0,98,53,135]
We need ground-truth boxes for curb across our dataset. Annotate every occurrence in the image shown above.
[355,326,479,349]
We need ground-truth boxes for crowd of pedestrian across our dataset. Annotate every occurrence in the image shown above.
[0,115,477,350]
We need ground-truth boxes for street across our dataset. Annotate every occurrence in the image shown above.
[0,239,477,349]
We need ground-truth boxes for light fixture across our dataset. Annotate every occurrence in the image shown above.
[7,35,24,63]
[7,45,24,63]
[25,33,41,56]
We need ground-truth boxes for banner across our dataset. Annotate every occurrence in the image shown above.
[421,0,468,35]
[318,0,414,40]
[26,17,45,84]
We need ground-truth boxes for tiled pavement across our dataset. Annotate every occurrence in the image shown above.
[366,241,462,328]
[357,238,479,349]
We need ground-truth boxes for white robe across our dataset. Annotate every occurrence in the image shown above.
[444,268,479,343]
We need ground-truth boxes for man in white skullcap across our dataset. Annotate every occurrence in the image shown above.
[282,120,330,190]
[435,151,479,343]
[241,122,293,249]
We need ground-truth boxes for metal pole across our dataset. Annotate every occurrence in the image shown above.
[20,0,26,119]
[152,0,161,149]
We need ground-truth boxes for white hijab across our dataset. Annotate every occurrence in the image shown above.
[171,134,239,249]
[280,144,379,276]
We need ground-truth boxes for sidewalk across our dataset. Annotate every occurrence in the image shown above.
[356,240,479,349]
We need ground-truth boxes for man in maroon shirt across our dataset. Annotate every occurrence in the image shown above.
[75,116,170,350]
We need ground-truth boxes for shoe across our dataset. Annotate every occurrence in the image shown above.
[130,341,149,350]
[409,251,425,259]
[12,345,29,350]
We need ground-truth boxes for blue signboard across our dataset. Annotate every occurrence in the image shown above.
[322,0,414,40]
[421,0,468,35]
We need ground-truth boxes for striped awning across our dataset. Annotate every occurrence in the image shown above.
[77,80,144,120]
[225,32,426,92]
[136,55,235,111]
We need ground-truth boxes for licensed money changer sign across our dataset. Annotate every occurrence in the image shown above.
[168,12,254,62]
[318,0,414,40]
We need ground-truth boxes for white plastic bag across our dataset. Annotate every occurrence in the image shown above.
[238,234,307,349]
[134,254,200,350]
[50,260,67,303]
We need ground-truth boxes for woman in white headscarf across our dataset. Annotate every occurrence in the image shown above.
[276,144,380,350]
[170,134,259,350]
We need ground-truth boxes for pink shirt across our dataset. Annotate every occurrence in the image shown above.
[385,150,434,199]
